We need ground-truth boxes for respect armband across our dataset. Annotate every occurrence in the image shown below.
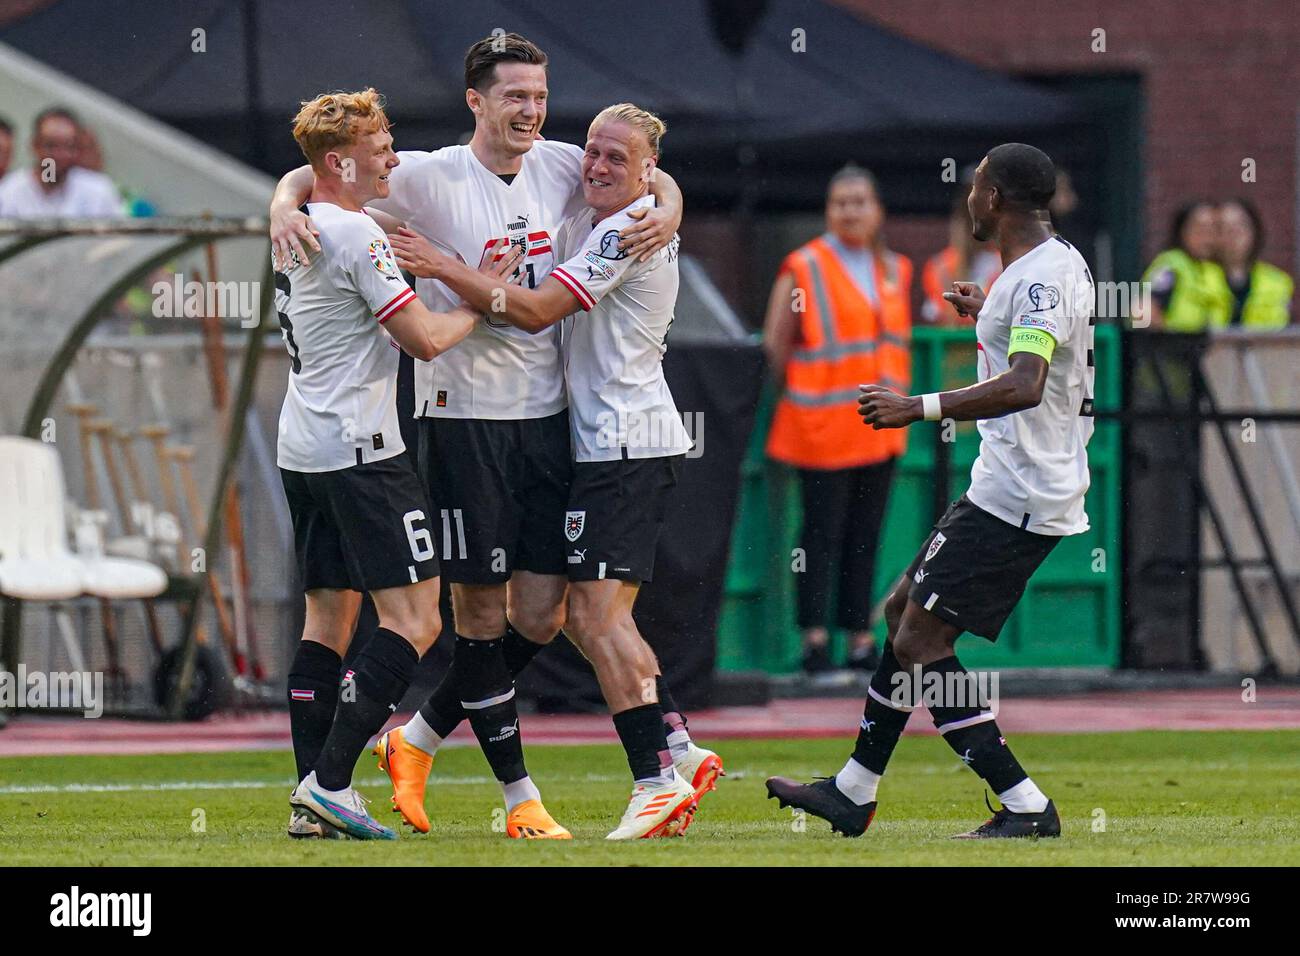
[1007,326,1057,363]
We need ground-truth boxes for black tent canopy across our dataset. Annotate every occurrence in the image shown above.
[1,0,1086,210]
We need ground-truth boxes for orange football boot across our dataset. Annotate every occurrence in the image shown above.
[505,799,572,839]
[373,728,434,833]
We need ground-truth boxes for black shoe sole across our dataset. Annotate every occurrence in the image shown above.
[765,777,875,838]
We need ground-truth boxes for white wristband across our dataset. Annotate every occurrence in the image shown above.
[921,392,943,421]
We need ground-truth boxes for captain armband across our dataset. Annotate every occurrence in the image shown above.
[1007,326,1057,363]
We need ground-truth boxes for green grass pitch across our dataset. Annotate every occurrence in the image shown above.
[1,730,1296,866]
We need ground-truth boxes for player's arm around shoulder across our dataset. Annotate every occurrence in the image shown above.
[619,170,683,262]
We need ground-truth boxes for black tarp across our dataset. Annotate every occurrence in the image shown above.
[0,0,1086,211]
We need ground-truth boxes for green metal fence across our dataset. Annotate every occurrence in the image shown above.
[717,324,1122,672]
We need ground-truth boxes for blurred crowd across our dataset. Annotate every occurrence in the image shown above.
[1136,198,1293,331]
[0,106,153,218]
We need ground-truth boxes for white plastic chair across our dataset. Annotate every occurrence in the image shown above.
[0,436,167,600]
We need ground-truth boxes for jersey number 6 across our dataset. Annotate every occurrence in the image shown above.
[402,510,436,562]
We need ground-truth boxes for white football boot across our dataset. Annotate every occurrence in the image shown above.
[671,742,724,834]
[605,770,697,840]
[289,771,396,841]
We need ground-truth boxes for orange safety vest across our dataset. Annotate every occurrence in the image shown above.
[767,236,912,470]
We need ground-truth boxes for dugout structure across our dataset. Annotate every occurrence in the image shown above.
[0,219,278,719]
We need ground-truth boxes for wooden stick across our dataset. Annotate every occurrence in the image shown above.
[63,403,123,680]
[88,419,165,657]
[196,254,265,681]
[167,444,239,659]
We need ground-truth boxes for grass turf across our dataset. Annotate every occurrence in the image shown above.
[0,730,1296,866]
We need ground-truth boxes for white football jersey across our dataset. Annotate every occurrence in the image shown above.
[274,202,414,472]
[966,234,1095,535]
[554,195,691,463]
[369,140,587,420]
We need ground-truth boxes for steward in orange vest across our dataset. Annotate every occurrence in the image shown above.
[766,234,913,470]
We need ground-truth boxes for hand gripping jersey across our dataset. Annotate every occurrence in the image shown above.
[274,202,415,472]
[369,141,588,420]
[966,235,1096,535]
[552,194,692,463]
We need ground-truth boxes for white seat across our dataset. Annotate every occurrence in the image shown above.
[80,555,168,599]
[0,557,83,601]
[0,436,166,601]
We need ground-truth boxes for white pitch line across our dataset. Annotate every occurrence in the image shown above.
[0,772,627,796]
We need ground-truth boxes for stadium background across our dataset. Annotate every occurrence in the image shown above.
[0,0,1296,721]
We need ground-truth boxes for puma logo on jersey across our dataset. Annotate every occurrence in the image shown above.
[488,720,518,743]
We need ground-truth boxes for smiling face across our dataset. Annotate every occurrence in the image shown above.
[469,62,548,159]
[581,119,654,216]
[328,126,399,207]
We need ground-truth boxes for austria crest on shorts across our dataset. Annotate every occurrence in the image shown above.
[925,531,946,562]
[565,510,586,542]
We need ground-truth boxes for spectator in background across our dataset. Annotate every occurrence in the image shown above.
[921,183,1000,326]
[0,107,123,218]
[75,122,156,216]
[0,117,13,180]
[763,164,912,675]
[1134,200,1230,330]
[1217,198,1293,328]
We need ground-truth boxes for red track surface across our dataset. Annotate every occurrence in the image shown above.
[1,687,1297,757]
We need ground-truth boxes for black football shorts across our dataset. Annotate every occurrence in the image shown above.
[905,495,1061,640]
[564,454,684,584]
[417,410,571,585]
[281,454,439,593]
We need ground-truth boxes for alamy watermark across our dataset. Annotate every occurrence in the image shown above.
[152,274,261,327]
[594,410,704,459]
[0,666,103,718]
[889,663,1000,716]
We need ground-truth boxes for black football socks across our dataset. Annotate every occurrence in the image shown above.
[923,655,1029,793]
[286,639,342,782]
[453,634,529,785]
[313,628,419,791]
[414,623,546,742]
[612,702,673,784]
[850,640,914,776]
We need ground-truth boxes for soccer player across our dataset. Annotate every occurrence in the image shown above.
[767,143,1095,839]
[391,103,719,839]
[276,89,514,840]
[269,35,682,839]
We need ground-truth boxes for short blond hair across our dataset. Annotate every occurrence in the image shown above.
[589,103,667,157]
[292,88,391,167]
